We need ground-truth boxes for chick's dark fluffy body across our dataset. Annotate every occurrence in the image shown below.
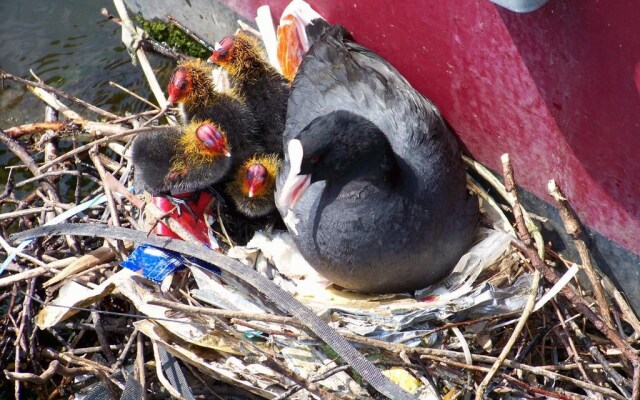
[131,126,231,195]
[219,33,291,155]
[132,96,263,195]
[232,70,290,155]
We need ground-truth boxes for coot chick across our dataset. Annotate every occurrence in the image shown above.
[226,154,281,218]
[276,26,478,294]
[167,59,260,152]
[165,58,265,170]
[207,32,290,155]
[131,121,232,196]
[167,59,216,124]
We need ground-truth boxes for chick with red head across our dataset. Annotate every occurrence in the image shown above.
[208,32,289,155]
[226,154,281,218]
[132,120,233,196]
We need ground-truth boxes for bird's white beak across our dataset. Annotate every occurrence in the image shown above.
[278,139,311,210]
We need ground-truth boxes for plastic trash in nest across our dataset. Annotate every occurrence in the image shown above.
[121,244,184,282]
[121,244,221,282]
[231,227,533,344]
[121,190,222,282]
[187,263,269,313]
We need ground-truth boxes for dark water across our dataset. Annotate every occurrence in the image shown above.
[0,0,174,189]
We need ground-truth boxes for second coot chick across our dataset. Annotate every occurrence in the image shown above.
[225,154,281,218]
[166,60,264,160]
[277,26,479,294]
[165,59,265,177]
[208,32,290,155]
[167,59,218,124]
[131,121,232,196]
[166,59,256,128]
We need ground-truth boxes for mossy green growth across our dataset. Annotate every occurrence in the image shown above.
[134,16,209,58]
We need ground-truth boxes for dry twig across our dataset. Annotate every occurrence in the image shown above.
[476,154,542,399]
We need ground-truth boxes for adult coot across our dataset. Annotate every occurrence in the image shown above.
[276,26,478,293]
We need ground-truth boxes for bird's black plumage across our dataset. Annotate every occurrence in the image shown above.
[276,25,478,293]
[197,98,265,169]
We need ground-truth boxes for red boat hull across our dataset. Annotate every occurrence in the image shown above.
[216,0,640,306]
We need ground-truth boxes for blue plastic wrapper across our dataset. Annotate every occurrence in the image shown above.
[121,244,185,282]
[121,244,221,282]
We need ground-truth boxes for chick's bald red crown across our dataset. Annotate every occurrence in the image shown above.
[167,66,190,104]
[208,36,235,64]
[244,163,268,198]
[196,124,231,157]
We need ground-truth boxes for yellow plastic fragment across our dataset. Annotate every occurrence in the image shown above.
[382,367,421,394]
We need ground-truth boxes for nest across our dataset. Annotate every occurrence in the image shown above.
[1,3,639,400]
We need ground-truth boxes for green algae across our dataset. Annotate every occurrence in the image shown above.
[134,16,209,58]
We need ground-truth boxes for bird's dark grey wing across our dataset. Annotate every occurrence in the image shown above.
[283,24,461,189]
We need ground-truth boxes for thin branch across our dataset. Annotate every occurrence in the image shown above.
[109,81,160,110]
[339,331,627,400]
[562,304,632,396]
[112,0,178,126]
[148,298,303,327]
[166,14,215,51]
[513,239,639,369]
[0,129,61,206]
[136,331,147,400]
[37,126,159,173]
[3,121,68,138]
[4,360,94,384]
[476,154,542,399]
[0,69,119,120]
[548,179,614,330]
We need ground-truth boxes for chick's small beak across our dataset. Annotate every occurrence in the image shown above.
[208,43,222,64]
[245,164,267,198]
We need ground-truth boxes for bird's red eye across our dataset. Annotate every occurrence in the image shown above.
[310,155,320,164]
